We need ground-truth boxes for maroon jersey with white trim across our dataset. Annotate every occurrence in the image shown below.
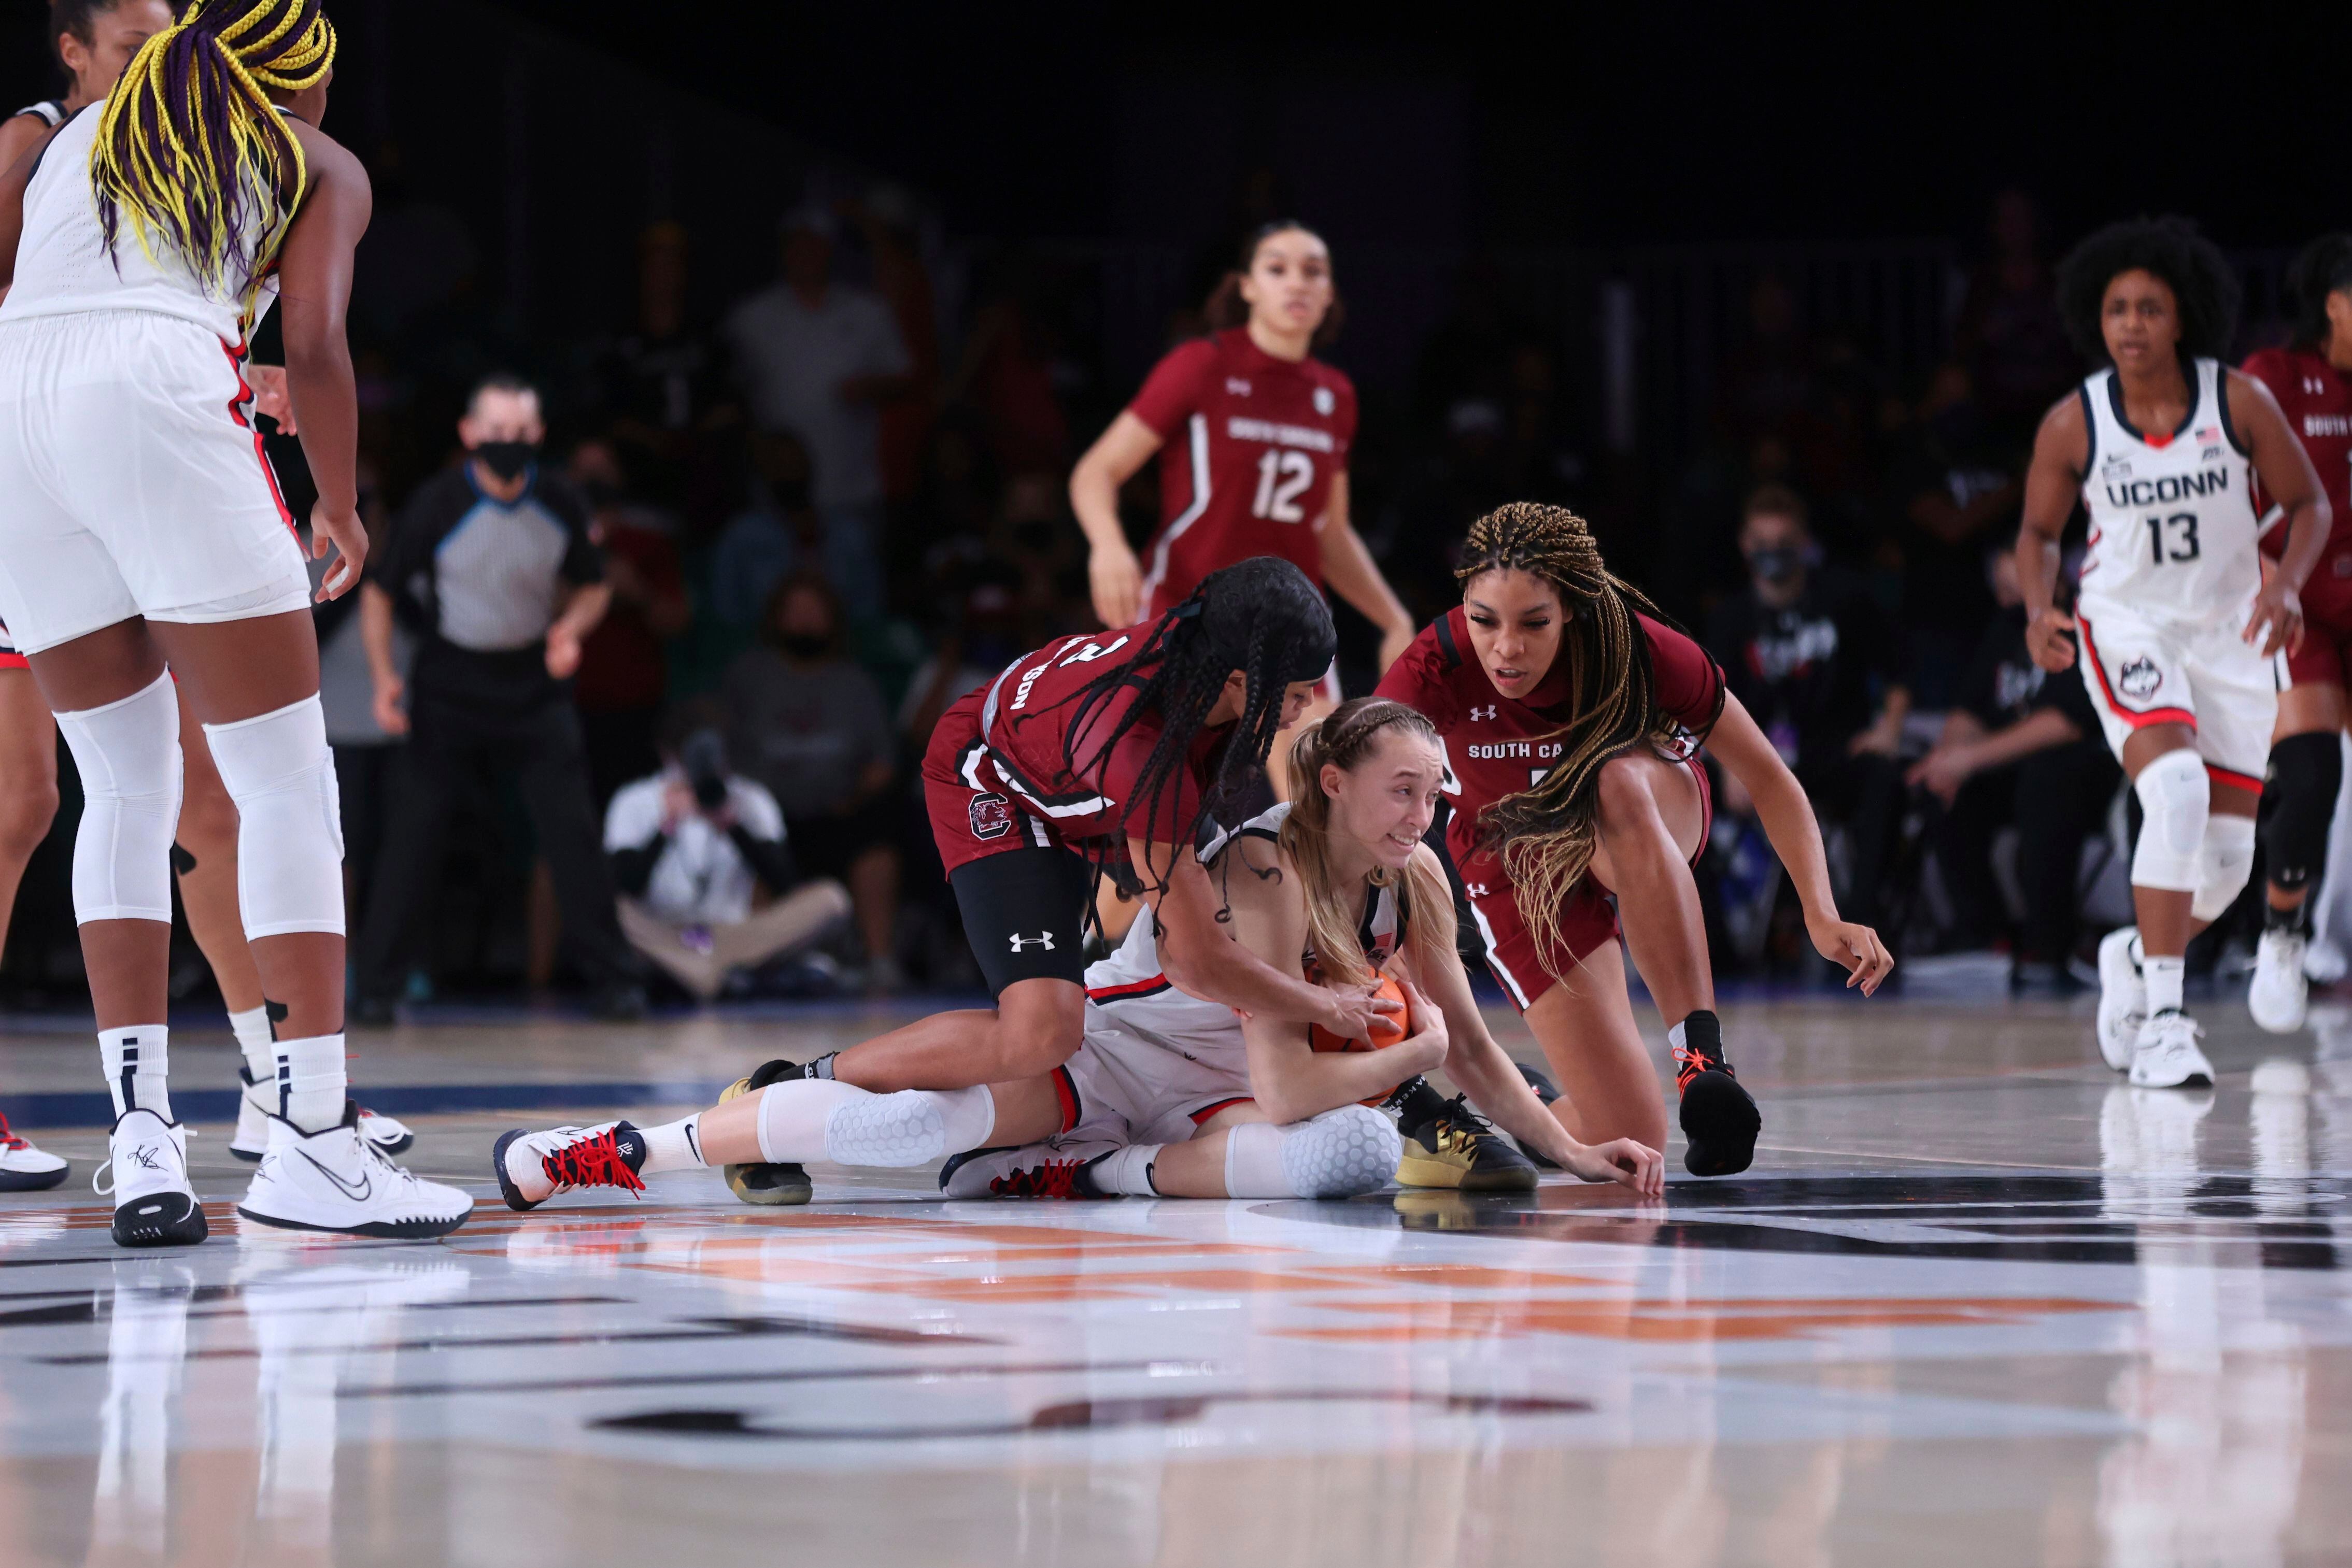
[2245,345,2352,555]
[1125,329,1357,618]
[941,627,1228,852]
[1376,607,1724,869]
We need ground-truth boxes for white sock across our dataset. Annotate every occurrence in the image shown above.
[100,1025,171,1122]
[755,1080,871,1162]
[2143,955,2186,1016]
[229,1005,275,1088]
[1092,1144,1161,1196]
[275,1034,346,1133]
[636,1114,707,1175]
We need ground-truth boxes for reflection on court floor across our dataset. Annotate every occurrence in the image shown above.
[0,998,2346,1566]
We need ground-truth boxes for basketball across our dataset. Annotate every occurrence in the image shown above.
[1308,971,1413,1052]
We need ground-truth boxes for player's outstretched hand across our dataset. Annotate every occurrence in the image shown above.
[2245,579,2305,657]
[311,497,365,601]
[2022,605,2078,672]
[1809,915,1893,995]
[1564,1136,1665,1197]
[1088,540,1143,631]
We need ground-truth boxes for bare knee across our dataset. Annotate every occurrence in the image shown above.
[0,778,58,862]
[174,776,240,863]
[991,981,1086,1078]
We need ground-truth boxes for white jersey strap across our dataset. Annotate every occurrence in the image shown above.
[13,101,65,127]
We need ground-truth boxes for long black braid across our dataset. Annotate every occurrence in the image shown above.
[1055,555,1336,892]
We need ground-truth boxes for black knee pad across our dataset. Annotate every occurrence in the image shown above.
[2263,731,2342,889]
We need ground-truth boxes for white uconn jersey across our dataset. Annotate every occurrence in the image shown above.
[2076,358,2259,623]
[2,99,276,342]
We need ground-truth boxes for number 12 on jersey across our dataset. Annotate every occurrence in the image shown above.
[1251,449,1314,522]
[2145,511,2201,563]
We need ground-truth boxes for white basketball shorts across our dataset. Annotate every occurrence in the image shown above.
[2074,592,2277,797]
[0,310,311,655]
[1055,988,1256,1148]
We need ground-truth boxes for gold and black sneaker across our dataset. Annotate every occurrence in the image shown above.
[1395,1093,1538,1192]
[718,1059,812,1206]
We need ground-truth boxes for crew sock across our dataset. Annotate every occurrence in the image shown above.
[100,1025,171,1122]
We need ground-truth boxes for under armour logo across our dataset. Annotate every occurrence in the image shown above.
[1466,883,1490,899]
[1009,931,1056,952]
[1471,705,1497,721]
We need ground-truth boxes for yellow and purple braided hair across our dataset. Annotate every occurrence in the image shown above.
[90,0,336,302]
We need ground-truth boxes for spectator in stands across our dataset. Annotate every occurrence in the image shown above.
[1705,484,1910,930]
[1888,362,2021,707]
[355,374,645,1023]
[724,206,911,616]
[1955,189,2078,445]
[569,441,691,807]
[842,187,939,512]
[898,570,1026,744]
[597,220,716,517]
[723,574,903,991]
[1906,548,2120,984]
[708,429,880,631]
[605,707,851,1001]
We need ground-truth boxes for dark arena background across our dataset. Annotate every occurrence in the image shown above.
[0,4,2346,1564]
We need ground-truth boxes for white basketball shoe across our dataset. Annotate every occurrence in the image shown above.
[2096,926,2147,1072]
[238,1103,472,1239]
[2130,1010,2217,1090]
[231,1068,416,1161]
[491,1122,648,1211]
[99,1108,207,1248]
[0,1114,67,1192]
[2248,926,2311,1035]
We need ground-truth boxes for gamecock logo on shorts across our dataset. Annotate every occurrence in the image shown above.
[2118,657,2162,701]
[969,792,1014,840]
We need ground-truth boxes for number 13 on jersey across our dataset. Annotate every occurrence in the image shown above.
[1252,449,1315,522]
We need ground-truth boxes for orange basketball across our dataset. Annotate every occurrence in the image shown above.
[1308,972,1413,1053]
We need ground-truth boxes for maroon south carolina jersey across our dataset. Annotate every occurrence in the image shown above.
[1125,328,1358,618]
[2245,346,2352,555]
[1375,606,1725,868]
[922,626,1228,875]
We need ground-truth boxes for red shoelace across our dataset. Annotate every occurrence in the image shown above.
[0,1114,24,1151]
[540,1128,646,1195]
[1671,1042,1735,1095]
[989,1159,1086,1199]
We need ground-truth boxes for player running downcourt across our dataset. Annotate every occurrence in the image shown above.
[1377,503,1894,1176]
[0,0,470,1244]
[1071,221,1418,786]
[490,700,1663,1208]
[2240,234,2352,1032]
[2018,218,2330,1087]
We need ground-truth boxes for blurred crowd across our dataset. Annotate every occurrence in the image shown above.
[0,183,2272,1008]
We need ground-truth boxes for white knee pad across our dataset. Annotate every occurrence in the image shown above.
[2130,749,2208,893]
[1224,1106,1402,1199]
[202,695,345,937]
[824,1086,994,1168]
[2193,814,2257,922]
[55,672,182,924]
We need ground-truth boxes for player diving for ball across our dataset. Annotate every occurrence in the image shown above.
[490,699,1664,1207]
[2017,217,2331,1087]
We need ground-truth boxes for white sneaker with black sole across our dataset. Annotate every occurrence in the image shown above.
[2248,926,2311,1035]
[230,1069,416,1161]
[98,1108,207,1248]
[2096,926,2147,1072]
[238,1102,472,1239]
[0,1114,67,1192]
[2129,1010,2217,1090]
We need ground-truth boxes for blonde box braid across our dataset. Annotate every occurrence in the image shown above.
[91,0,336,313]
[1457,502,1722,974]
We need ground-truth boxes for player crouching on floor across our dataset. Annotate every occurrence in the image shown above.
[491,700,1663,1206]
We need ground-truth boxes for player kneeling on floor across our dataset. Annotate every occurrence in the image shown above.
[491,700,1664,1206]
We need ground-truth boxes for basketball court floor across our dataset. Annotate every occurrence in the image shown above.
[0,986,2345,1566]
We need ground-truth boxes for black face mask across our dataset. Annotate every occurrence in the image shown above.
[1748,547,1804,585]
[473,440,539,481]
[778,633,830,661]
